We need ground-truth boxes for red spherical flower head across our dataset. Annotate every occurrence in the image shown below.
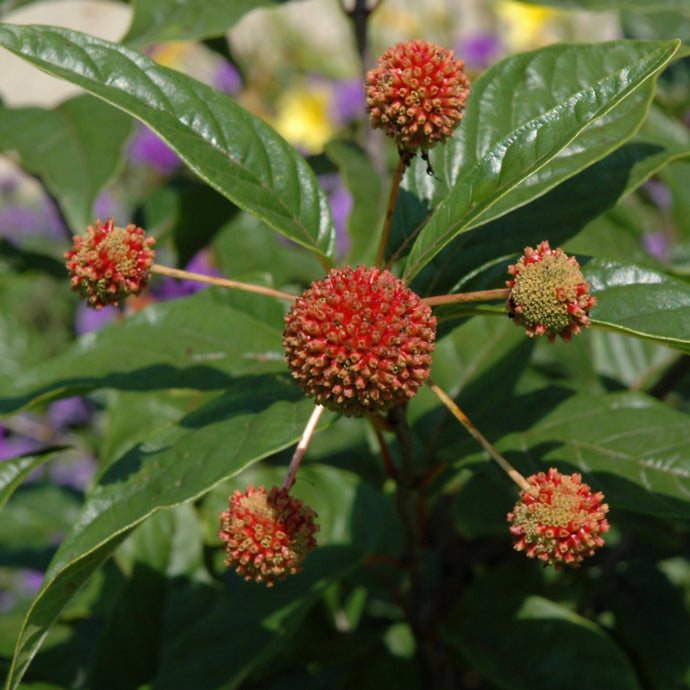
[219,485,319,587]
[283,265,437,417]
[507,468,610,569]
[506,240,597,342]
[365,39,471,153]
[65,218,156,310]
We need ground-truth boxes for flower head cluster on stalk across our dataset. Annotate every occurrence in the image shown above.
[63,39,608,584]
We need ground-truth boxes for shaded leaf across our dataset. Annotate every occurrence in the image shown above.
[499,391,690,518]
[0,24,336,264]
[446,565,640,690]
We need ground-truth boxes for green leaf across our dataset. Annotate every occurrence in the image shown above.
[587,259,690,353]
[4,375,332,690]
[0,290,288,417]
[499,391,690,518]
[0,450,64,512]
[0,24,336,265]
[124,0,284,47]
[402,39,680,281]
[446,565,641,690]
[0,95,133,232]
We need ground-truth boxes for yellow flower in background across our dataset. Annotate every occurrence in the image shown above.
[273,82,336,154]
[147,41,195,67]
[496,0,562,52]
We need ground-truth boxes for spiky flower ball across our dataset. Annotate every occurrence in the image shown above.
[65,218,156,310]
[219,485,319,586]
[508,468,610,569]
[365,39,471,153]
[283,265,436,417]
[506,240,597,342]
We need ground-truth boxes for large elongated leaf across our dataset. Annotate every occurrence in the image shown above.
[0,24,336,264]
[0,290,289,417]
[4,375,332,690]
[0,95,133,232]
[496,391,690,517]
[586,260,690,353]
[402,40,679,281]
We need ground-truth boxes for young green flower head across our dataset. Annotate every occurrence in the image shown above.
[506,240,596,342]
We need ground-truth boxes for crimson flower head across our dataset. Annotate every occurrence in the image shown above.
[506,240,597,342]
[65,218,156,310]
[283,265,436,417]
[219,485,319,587]
[365,39,471,154]
[507,468,610,569]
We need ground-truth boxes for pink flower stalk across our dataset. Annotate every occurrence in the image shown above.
[506,240,596,342]
[365,39,471,153]
[65,218,156,310]
[219,485,319,587]
[508,468,610,568]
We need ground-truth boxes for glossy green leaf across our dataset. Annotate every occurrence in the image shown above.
[587,260,690,353]
[498,391,690,517]
[0,95,133,232]
[124,0,284,47]
[403,39,680,281]
[406,108,690,298]
[4,375,332,690]
[0,289,288,417]
[0,24,336,264]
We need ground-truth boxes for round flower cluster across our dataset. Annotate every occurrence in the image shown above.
[219,485,319,587]
[283,265,437,417]
[65,218,156,310]
[365,39,471,154]
[507,468,610,568]
[506,240,597,341]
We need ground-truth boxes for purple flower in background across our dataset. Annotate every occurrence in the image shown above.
[331,78,366,125]
[0,423,43,461]
[456,33,502,72]
[642,232,670,261]
[319,173,352,259]
[155,249,222,300]
[18,569,44,597]
[93,191,131,225]
[47,397,92,429]
[0,198,65,245]
[128,125,182,175]
[49,454,97,491]
[214,60,242,95]
[74,302,118,336]
[642,180,672,212]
